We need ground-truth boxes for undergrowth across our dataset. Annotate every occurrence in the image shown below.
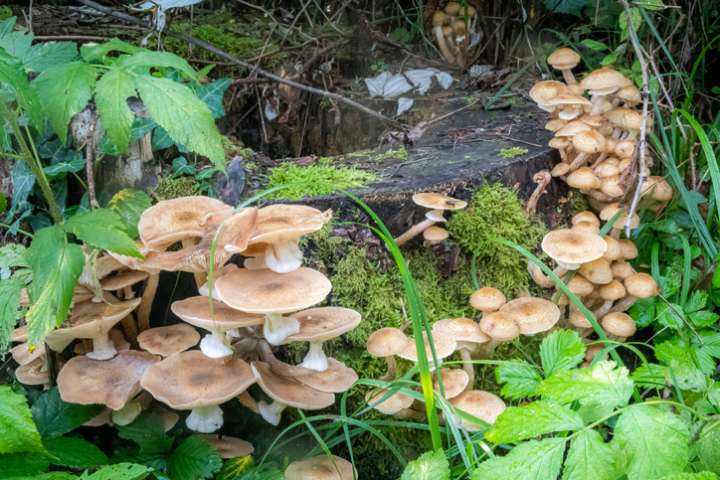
[266,159,377,200]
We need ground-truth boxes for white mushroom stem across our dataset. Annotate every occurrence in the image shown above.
[186,405,224,433]
[87,331,117,360]
[395,408,425,420]
[592,301,614,320]
[111,399,143,426]
[137,273,159,331]
[199,281,224,302]
[568,153,590,171]
[610,295,638,313]
[560,69,576,85]
[458,349,475,387]
[395,219,435,247]
[237,391,260,414]
[263,313,300,346]
[258,400,287,426]
[299,341,329,372]
[200,330,234,358]
[433,26,456,64]
[528,261,555,288]
[526,170,551,216]
[264,241,304,274]
[379,356,398,381]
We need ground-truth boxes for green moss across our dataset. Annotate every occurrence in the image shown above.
[566,189,591,216]
[154,176,199,200]
[448,183,546,292]
[344,146,408,162]
[266,159,377,201]
[498,147,529,158]
[0,6,12,20]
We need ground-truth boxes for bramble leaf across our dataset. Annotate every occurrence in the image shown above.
[562,429,618,480]
[471,438,565,480]
[82,463,152,480]
[495,360,542,400]
[117,51,197,80]
[401,450,450,480]
[63,209,142,258]
[485,401,584,444]
[167,436,222,480]
[540,329,586,377]
[0,386,45,455]
[23,42,78,73]
[696,420,720,475]
[95,67,136,153]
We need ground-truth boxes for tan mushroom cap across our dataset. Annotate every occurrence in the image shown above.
[398,331,457,363]
[137,324,200,357]
[251,361,334,410]
[547,48,581,70]
[573,220,600,234]
[432,10,449,26]
[624,272,659,298]
[567,167,601,190]
[12,342,45,366]
[606,107,643,131]
[214,207,259,254]
[423,226,449,244]
[546,94,591,108]
[500,297,560,335]
[296,358,358,393]
[556,120,592,137]
[598,279,626,300]
[567,275,595,296]
[580,67,632,95]
[248,205,331,245]
[11,325,27,343]
[569,310,593,329]
[579,258,614,284]
[366,388,414,414]
[142,351,255,410]
[199,435,254,459]
[367,327,409,357]
[15,357,49,386]
[601,312,636,338]
[612,260,636,279]
[444,1,462,14]
[603,235,622,261]
[529,80,567,106]
[412,192,467,211]
[284,307,362,343]
[573,130,607,154]
[479,311,520,341]
[285,455,355,480]
[58,350,159,410]
[433,318,489,345]
[469,287,506,312]
[215,267,331,314]
[450,390,506,431]
[434,368,470,399]
[139,196,232,251]
[545,119,566,132]
[171,296,264,331]
[618,239,638,260]
[541,229,607,269]
[101,271,149,291]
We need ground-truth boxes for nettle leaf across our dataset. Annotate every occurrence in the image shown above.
[80,39,143,63]
[540,329,586,377]
[612,404,690,480]
[32,61,96,143]
[0,59,42,127]
[108,189,152,239]
[82,463,152,480]
[44,436,108,468]
[134,75,225,170]
[656,340,707,391]
[485,401,583,444]
[32,388,104,439]
[117,51,197,80]
[658,473,719,480]
[401,450,450,480]
[96,67,137,153]
[192,78,232,119]
[495,360,542,400]
[167,436,222,480]
[0,275,24,352]
[0,452,52,478]
[471,438,565,480]
[696,421,720,475]
[63,209,142,258]
[23,42,78,73]
[562,429,618,480]
[25,226,85,346]
[0,386,45,455]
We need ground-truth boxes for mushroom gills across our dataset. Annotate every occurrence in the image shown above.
[186,405,224,433]
[258,400,287,426]
[251,242,304,274]
[298,341,329,372]
[200,330,234,358]
[86,332,118,360]
[263,313,300,346]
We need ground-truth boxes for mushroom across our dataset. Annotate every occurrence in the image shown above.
[213,207,259,254]
[73,328,130,356]
[251,361,334,426]
[579,257,614,284]
[15,357,50,387]
[395,193,467,246]
[611,272,659,312]
[601,312,636,341]
[572,211,601,228]
[449,390,506,431]
[606,107,643,140]
[199,435,254,459]
[432,11,456,64]
[111,391,153,426]
[214,267,332,346]
[529,80,568,112]
[566,167,601,191]
[423,226,449,246]
[478,311,520,356]
[398,330,457,371]
[137,323,200,357]
[295,358,358,394]
[171,295,263,358]
[141,351,256,433]
[433,317,489,386]
[499,297,561,335]
[469,287,506,317]
[434,368,470,399]
[579,67,632,115]
[541,228,607,274]
[527,260,556,288]
[366,388,414,415]
[599,203,640,238]
[568,308,594,337]
[592,279,627,318]
[568,130,607,171]
[611,260,636,279]
[285,455,356,480]
[603,235,622,261]
[547,48,581,85]
[283,307,361,371]
[526,170,552,216]
[366,327,409,380]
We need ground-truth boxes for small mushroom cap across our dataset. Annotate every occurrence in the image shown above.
[611,260,636,279]
[423,226,449,244]
[603,235,622,261]
[367,327,409,357]
[12,342,45,366]
[444,1,462,14]
[551,162,571,177]
[285,307,361,343]
[434,368,470,399]
[137,324,200,357]
[641,176,673,202]
[366,388,414,414]
[567,275,595,296]
[248,205,331,246]
[285,455,355,480]
[618,240,638,260]
[580,67,632,95]
[108,243,220,274]
[595,161,621,178]
[412,192,467,211]
[548,137,569,149]
[500,297,560,335]
[215,267,331,314]
[529,80,567,106]
[433,318,489,345]
[296,358,358,393]
[251,361,334,410]
[101,271,149,291]
[398,331,457,363]
[450,390,506,431]
[547,48,581,70]
[569,310,593,329]
[572,130,607,154]
[572,220,600,234]
[479,311,520,341]
[58,350,159,410]
[469,287,507,312]
[624,272,659,298]
[601,312,636,338]
[199,435,254,459]
[545,119,566,131]
[615,140,636,158]
[139,196,232,251]
[617,85,641,105]
[598,279,626,300]
[171,296,264,332]
[555,120,591,137]
[606,107,643,131]
[579,258,614,284]
[546,94,591,108]
[541,229,607,269]
[599,203,640,229]
[567,167,601,190]
[432,10,449,26]
[15,357,49,386]
[141,351,255,410]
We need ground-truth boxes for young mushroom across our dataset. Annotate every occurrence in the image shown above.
[526,170,552,216]
[432,11,456,64]
[478,311,520,356]
[578,257,614,285]
[541,228,608,275]
[449,390,506,431]
[612,272,659,312]
[499,297,561,335]
[601,312,636,341]
[469,287,506,317]
[398,330,457,371]
[592,279,627,318]
[433,317,489,387]
[366,388,414,415]
[547,48,582,84]
[423,226,449,246]
[366,327,409,380]
[434,368,470,399]
[294,358,359,394]
[285,455,356,480]
[136,323,200,357]
[395,193,467,246]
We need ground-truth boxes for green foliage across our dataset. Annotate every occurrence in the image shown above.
[31,388,103,439]
[696,421,720,475]
[471,438,566,479]
[498,147,529,158]
[167,436,222,480]
[539,330,586,377]
[266,159,377,201]
[44,437,108,469]
[155,175,201,200]
[0,386,45,455]
[400,450,450,480]
[63,209,142,258]
[486,401,584,444]
[80,463,152,480]
[562,430,618,480]
[108,189,152,240]
[0,244,28,351]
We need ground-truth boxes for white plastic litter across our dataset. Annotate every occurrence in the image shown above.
[137,0,203,10]
[396,97,415,116]
[364,68,454,116]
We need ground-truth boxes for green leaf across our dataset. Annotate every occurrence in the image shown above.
[495,361,542,400]
[167,436,222,480]
[43,154,85,177]
[63,209,142,258]
[401,450,450,480]
[82,463,152,480]
[485,401,584,444]
[0,192,6,214]
[31,388,104,439]
[471,438,565,480]
[44,437,108,469]
[191,78,232,119]
[108,189,152,240]
[0,59,42,127]
[32,61,96,143]
[656,341,707,391]
[0,386,45,455]
[0,275,23,352]
[0,453,51,478]
[3,472,75,480]
[562,429,618,480]
[540,329,586,377]
[0,17,17,37]
[613,404,689,480]
[117,51,197,80]
[619,7,642,42]
[697,421,720,475]
[0,244,28,271]
[117,413,173,456]
[542,0,592,16]
[134,75,224,170]
[579,39,609,51]
[631,363,667,388]
[80,39,143,63]
[23,42,78,73]
[659,474,718,480]
[0,31,32,60]
[95,67,137,153]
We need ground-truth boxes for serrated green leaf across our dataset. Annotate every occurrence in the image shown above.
[63,209,142,258]
[25,226,85,345]
[118,51,197,80]
[562,429,618,480]
[0,275,23,352]
[32,61,96,143]
[613,404,689,480]
[401,450,450,480]
[485,401,584,444]
[0,452,52,478]
[540,329,586,377]
[656,340,707,391]
[134,75,224,170]
[0,244,28,271]
[23,42,78,73]
[44,437,108,468]
[95,67,136,153]
[117,413,173,456]
[659,473,718,480]
[0,59,42,127]
[167,436,222,480]
[495,361,542,400]
[108,189,152,239]
[83,463,152,480]
[3,472,75,480]
[0,31,32,60]
[631,362,667,388]
[191,78,231,119]
[0,386,45,455]
[80,39,143,63]
[471,438,565,480]
[31,388,103,439]
[697,421,720,475]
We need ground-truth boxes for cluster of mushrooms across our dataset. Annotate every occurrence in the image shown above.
[394,192,467,246]
[12,196,364,450]
[529,47,673,212]
[430,2,479,68]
